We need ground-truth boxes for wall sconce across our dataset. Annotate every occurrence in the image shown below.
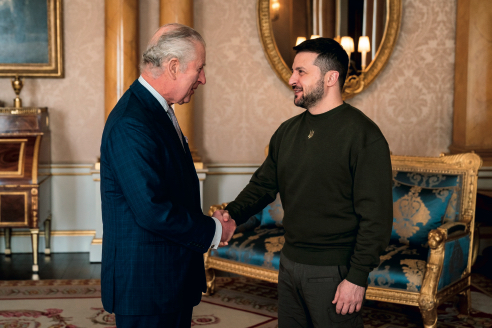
[271,0,280,21]
[296,37,307,46]
[358,36,371,70]
[340,36,354,58]
[310,35,320,39]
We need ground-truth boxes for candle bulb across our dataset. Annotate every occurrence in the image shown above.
[340,36,354,59]
[358,36,371,70]
[296,37,307,46]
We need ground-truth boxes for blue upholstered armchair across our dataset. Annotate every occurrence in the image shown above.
[204,153,482,328]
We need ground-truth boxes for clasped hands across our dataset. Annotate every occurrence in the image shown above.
[213,210,236,247]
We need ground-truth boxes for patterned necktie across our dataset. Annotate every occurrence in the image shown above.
[167,106,185,150]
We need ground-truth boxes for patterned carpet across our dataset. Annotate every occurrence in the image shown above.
[0,275,491,327]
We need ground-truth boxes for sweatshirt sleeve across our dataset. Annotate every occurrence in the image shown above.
[346,137,393,287]
[225,131,279,225]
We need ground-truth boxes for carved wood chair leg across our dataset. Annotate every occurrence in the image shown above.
[4,228,12,256]
[30,229,39,272]
[44,215,52,255]
[458,288,471,316]
[204,268,216,296]
[420,306,438,328]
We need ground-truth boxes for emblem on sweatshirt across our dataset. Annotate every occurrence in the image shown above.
[308,130,314,139]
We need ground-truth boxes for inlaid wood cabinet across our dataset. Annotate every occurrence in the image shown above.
[0,107,51,272]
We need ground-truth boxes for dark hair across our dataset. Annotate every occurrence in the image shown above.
[293,38,349,92]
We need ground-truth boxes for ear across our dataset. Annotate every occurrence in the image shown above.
[325,70,340,88]
[167,58,179,80]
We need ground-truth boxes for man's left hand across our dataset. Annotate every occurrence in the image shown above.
[332,279,365,315]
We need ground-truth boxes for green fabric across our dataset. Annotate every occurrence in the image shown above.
[226,103,393,287]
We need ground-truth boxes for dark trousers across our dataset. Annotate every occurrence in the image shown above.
[278,252,364,328]
[115,307,193,328]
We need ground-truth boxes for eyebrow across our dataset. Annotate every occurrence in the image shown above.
[292,66,306,72]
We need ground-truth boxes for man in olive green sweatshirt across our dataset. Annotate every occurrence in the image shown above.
[221,38,393,328]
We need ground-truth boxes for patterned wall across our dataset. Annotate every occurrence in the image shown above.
[0,1,105,164]
[194,0,457,163]
[0,0,456,164]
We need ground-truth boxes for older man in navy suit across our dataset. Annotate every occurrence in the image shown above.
[100,24,236,328]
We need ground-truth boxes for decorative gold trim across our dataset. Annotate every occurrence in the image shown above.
[257,0,402,100]
[50,173,92,176]
[0,139,27,177]
[366,287,420,306]
[0,0,63,77]
[0,192,28,226]
[0,108,47,114]
[32,135,42,184]
[436,276,470,305]
[91,238,103,245]
[0,230,96,237]
[51,165,94,169]
[206,252,279,283]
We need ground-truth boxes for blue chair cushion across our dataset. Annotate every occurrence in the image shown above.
[211,226,285,270]
[391,182,455,247]
[394,172,462,222]
[368,243,429,292]
[255,193,284,227]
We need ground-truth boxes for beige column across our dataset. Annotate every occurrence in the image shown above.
[105,0,140,120]
[449,0,492,166]
[160,0,202,166]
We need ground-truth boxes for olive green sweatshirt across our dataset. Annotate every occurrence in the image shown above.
[225,102,393,287]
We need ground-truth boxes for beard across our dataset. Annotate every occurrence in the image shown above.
[293,78,324,109]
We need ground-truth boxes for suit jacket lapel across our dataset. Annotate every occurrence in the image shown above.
[130,80,188,159]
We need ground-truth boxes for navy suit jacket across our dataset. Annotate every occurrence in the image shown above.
[100,80,215,315]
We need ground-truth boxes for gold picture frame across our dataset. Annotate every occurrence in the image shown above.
[257,0,402,100]
[0,0,63,78]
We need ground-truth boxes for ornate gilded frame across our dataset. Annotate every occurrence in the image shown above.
[257,0,402,100]
[0,0,63,77]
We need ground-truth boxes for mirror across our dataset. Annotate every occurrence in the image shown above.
[258,0,402,99]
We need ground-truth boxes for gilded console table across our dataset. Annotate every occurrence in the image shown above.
[0,107,51,272]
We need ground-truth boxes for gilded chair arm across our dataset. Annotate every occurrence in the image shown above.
[429,222,468,249]
[207,203,229,216]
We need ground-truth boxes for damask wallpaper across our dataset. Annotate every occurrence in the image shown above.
[0,0,456,164]
[194,0,457,163]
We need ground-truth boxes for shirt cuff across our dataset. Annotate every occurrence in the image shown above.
[210,217,222,249]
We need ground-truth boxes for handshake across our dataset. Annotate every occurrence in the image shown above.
[213,210,236,247]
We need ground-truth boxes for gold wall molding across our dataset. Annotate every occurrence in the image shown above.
[0,230,96,237]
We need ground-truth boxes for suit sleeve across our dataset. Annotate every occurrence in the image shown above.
[225,130,279,225]
[346,137,394,287]
[105,116,215,253]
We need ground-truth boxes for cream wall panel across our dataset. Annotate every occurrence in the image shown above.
[202,165,259,213]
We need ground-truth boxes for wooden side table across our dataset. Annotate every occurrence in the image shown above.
[0,107,51,272]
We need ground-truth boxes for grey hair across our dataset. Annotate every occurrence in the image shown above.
[141,23,205,76]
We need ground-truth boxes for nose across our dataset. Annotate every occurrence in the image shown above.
[288,72,297,86]
[198,68,206,85]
